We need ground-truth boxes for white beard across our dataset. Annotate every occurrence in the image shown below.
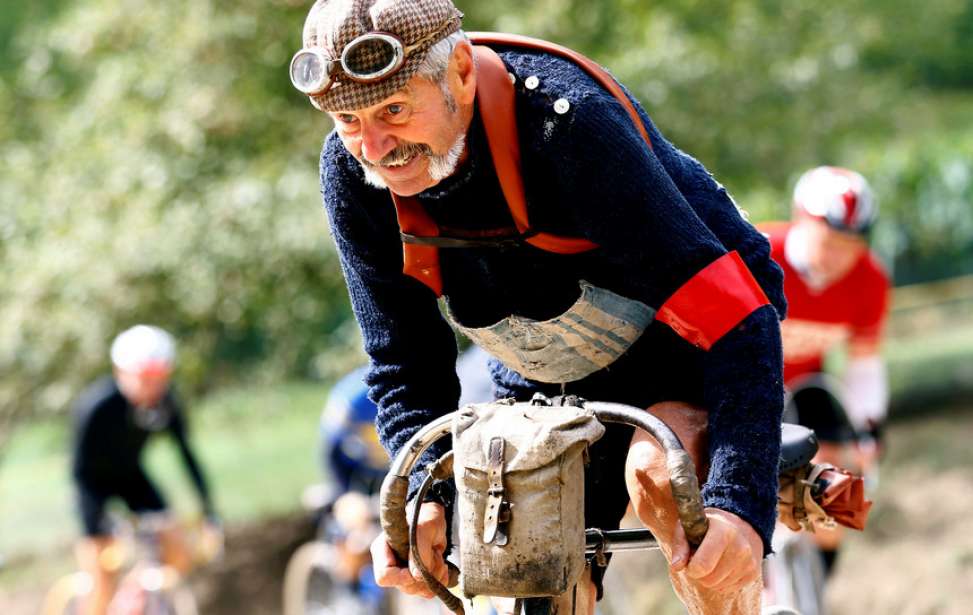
[360,132,467,190]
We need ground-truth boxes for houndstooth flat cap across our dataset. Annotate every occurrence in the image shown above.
[300,0,463,112]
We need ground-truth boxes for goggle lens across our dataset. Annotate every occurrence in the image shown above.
[290,49,333,95]
[341,33,405,82]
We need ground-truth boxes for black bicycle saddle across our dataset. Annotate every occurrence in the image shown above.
[779,423,819,473]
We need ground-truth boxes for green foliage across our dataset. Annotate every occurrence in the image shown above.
[465,0,973,273]
[862,0,973,89]
[1,0,972,433]
[0,0,361,435]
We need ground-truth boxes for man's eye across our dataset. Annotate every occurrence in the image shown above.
[386,104,404,116]
[337,114,358,124]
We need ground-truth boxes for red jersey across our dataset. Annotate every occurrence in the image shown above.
[761,222,891,384]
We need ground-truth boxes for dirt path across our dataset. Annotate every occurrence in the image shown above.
[0,513,314,615]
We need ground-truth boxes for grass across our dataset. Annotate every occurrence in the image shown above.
[886,321,973,399]
[0,381,330,560]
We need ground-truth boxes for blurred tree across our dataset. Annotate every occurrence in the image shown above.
[0,0,359,442]
[465,0,973,274]
[1,0,971,439]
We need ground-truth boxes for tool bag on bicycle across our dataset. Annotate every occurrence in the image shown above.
[452,399,605,598]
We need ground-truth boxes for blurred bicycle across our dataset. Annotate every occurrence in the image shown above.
[763,380,876,615]
[42,513,222,615]
[284,489,421,615]
[284,356,495,615]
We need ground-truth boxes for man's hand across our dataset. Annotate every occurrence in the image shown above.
[370,501,449,599]
[668,507,762,592]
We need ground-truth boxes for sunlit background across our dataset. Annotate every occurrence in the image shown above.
[1,1,971,613]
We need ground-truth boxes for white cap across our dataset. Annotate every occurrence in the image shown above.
[110,325,176,373]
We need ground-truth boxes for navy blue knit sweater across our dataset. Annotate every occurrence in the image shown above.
[320,47,787,552]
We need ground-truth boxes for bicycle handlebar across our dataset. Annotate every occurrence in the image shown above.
[379,401,709,566]
[380,414,454,566]
[584,401,709,548]
[585,528,658,554]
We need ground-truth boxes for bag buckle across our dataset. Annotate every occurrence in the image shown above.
[483,437,512,545]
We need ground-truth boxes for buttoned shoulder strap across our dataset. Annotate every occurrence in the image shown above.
[473,45,599,256]
[468,32,652,149]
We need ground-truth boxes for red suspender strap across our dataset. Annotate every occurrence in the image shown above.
[473,46,598,255]
[469,32,652,150]
[391,193,444,296]
[656,251,771,351]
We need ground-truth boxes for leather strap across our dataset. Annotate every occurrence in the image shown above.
[468,32,652,149]
[392,192,445,297]
[483,437,507,545]
[474,46,599,255]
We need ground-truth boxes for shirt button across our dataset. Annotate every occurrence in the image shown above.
[525,75,540,90]
[553,98,571,114]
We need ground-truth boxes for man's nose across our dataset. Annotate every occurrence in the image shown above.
[360,123,396,165]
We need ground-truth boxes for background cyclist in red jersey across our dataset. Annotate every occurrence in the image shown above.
[760,166,891,576]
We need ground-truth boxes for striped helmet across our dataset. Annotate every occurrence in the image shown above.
[793,166,877,234]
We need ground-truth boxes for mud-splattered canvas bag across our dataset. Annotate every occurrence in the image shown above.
[452,399,605,598]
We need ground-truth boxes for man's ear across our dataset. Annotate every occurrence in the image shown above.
[449,39,477,106]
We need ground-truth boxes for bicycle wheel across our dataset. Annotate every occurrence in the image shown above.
[284,541,385,615]
[764,528,827,615]
[41,572,91,615]
[141,586,198,615]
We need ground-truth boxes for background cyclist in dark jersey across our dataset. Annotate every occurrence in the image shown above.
[70,325,219,615]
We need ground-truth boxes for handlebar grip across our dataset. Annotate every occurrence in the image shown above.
[667,449,709,548]
[587,401,709,549]
[379,474,411,564]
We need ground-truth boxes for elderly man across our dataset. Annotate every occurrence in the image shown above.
[290,1,787,613]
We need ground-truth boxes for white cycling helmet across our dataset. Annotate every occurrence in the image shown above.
[110,325,176,374]
[793,166,877,234]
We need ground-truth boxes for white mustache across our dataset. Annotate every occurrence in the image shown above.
[362,142,434,169]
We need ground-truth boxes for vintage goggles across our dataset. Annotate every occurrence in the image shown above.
[290,18,459,96]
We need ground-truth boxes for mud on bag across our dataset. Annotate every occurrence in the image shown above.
[452,400,605,598]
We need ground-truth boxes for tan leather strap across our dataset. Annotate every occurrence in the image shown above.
[392,192,445,297]
[482,437,507,545]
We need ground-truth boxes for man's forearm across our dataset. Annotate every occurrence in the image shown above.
[700,305,784,554]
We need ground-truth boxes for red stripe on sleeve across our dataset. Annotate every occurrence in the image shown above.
[656,251,771,350]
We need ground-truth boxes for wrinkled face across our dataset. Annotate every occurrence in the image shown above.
[115,367,171,408]
[328,43,476,196]
[798,214,867,285]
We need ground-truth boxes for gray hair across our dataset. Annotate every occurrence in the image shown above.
[416,30,468,84]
